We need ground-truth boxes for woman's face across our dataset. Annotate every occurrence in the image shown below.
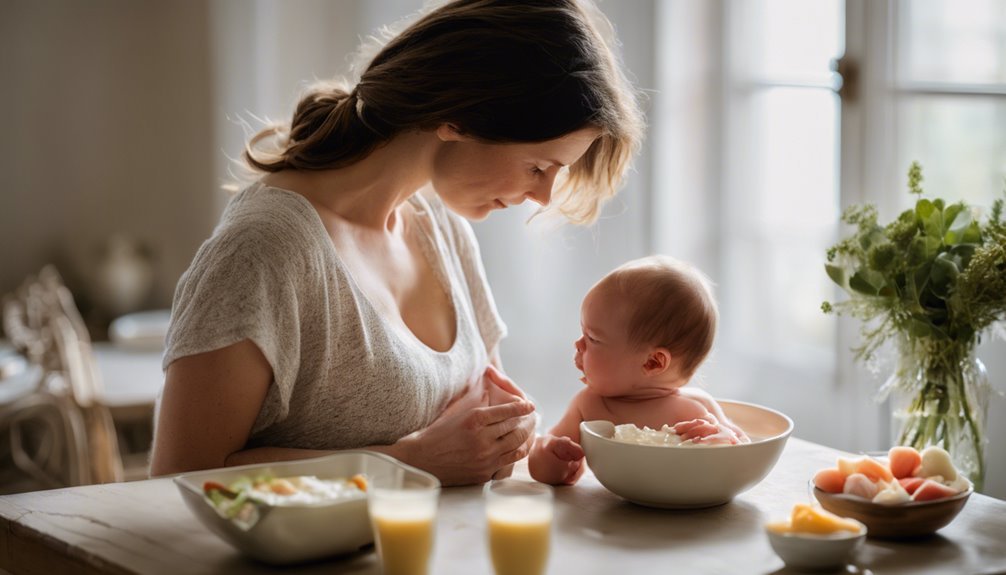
[573,282,648,397]
[430,126,601,220]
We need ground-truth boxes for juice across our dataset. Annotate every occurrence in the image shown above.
[369,486,439,575]
[372,514,434,575]
[486,495,552,575]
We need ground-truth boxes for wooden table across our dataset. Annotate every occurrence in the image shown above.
[1,438,1004,575]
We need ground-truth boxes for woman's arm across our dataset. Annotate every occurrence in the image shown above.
[150,339,275,476]
[151,340,537,484]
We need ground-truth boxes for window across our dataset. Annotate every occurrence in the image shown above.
[655,0,1006,454]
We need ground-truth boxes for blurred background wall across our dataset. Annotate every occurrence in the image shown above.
[1,0,1004,497]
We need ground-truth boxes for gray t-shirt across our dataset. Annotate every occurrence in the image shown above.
[163,182,507,450]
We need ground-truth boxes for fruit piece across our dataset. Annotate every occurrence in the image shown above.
[912,479,958,502]
[947,475,971,493]
[919,446,957,481]
[843,473,880,500]
[789,503,862,534]
[813,468,846,493]
[898,476,925,495]
[837,457,861,476]
[855,457,894,483]
[872,480,911,505]
[888,446,922,479]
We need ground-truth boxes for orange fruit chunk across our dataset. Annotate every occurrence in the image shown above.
[888,446,922,479]
[813,468,846,494]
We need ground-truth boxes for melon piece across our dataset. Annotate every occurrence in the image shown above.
[855,457,894,483]
[898,476,925,495]
[837,457,861,477]
[919,446,957,481]
[789,503,862,534]
[843,473,880,500]
[872,480,911,505]
[888,446,922,479]
[813,468,846,494]
[912,479,958,502]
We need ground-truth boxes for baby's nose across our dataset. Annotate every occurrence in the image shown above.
[574,337,585,352]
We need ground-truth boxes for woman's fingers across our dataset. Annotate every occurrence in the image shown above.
[473,399,535,428]
[483,365,528,400]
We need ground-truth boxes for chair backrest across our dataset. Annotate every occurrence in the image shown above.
[2,265,123,485]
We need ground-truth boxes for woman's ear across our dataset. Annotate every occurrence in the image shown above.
[642,348,672,375]
[436,123,470,142]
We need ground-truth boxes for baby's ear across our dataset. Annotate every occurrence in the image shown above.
[642,348,672,375]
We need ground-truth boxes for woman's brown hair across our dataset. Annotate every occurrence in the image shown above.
[244,0,644,224]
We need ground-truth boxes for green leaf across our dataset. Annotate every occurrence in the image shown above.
[916,199,935,222]
[924,210,944,239]
[950,243,976,269]
[961,221,982,244]
[849,269,886,295]
[825,264,848,289]
[944,205,969,244]
[929,255,960,299]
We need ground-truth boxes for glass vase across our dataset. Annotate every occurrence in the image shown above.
[886,339,991,491]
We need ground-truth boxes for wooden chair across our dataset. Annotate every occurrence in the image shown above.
[1,266,124,490]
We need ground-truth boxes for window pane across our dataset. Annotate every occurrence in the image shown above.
[734,88,841,232]
[897,96,1006,209]
[731,0,843,84]
[721,234,838,365]
[723,86,840,363]
[898,0,1006,85]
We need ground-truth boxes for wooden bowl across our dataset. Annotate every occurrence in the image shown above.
[812,485,972,538]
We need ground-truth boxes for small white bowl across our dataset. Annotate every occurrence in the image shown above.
[580,400,793,508]
[174,451,439,565]
[766,522,867,571]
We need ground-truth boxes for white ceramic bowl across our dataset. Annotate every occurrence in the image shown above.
[174,451,439,565]
[766,522,867,571]
[580,400,793,508]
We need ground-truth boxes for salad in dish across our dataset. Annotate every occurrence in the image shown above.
[203,474,368,529]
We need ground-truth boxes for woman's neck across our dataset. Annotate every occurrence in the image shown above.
[265,130,439,231]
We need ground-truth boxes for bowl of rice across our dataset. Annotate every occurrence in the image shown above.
[580,400,793,508]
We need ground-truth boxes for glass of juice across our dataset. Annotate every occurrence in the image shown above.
[484,479,554,575]
[367,475,440,575]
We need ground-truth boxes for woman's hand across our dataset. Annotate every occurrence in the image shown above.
[395,370,537,486]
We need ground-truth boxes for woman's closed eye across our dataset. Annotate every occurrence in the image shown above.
[530,166,545,176]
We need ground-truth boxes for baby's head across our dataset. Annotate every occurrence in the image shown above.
[574,255,718,395]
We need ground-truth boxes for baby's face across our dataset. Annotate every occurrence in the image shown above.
[574,283,648,396]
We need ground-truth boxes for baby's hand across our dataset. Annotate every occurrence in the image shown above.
[673,416,741,445]
[547,435,585,462]
[533,434,584,485]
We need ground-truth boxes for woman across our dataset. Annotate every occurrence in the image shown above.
[150,0,643,485]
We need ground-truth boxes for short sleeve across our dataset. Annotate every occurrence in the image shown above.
[163,225,302,430]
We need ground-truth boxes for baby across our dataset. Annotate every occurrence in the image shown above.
[529,255,748,486]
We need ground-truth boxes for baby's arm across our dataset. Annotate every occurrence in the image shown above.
[677,387,750,443]
[529,393,588,485]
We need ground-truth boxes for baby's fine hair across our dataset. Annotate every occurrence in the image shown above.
[244,0,644,225]
[603,255,718,379]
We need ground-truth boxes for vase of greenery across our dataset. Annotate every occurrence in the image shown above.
[822,162,1005,491]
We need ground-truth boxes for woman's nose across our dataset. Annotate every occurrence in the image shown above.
[525,174,556,206]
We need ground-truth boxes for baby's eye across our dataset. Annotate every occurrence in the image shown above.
[586,334,599,344]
